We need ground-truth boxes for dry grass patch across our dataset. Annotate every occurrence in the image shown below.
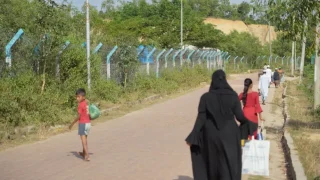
[286,80,320,180]
[0,82,208,151]
[271,86,283,113]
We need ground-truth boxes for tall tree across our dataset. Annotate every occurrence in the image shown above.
[237,2,251,21]
[266,0,320,108]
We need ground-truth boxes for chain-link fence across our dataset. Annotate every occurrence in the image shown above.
[1,29,300,85]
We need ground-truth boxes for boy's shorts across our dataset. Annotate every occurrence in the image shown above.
[78,123,91,136]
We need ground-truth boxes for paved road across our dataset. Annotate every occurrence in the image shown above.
[0,73,256,180]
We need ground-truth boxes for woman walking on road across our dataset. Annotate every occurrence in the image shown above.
[186,70,257,180]
[239,78,264,140]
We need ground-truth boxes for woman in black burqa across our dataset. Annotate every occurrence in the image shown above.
[185,70,257,180]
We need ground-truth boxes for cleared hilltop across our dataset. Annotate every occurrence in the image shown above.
[204,18,277,45]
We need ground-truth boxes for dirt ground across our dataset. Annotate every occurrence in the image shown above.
[204,17,277,45]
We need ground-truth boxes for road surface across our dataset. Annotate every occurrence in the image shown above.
[0,73,256,180]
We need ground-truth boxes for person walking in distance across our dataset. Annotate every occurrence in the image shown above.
[265,66,272,88]
[69,88,91,161]
[185,70,257,180]
[263,63,268,70]
[273,68,280,88]
[239,78,264,140]
[278,67,285,85]
[259,70,271,105]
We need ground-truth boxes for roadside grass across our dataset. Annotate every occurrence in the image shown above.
[0,68,258,151]
[286,80,320,180]
[0,81,208,151]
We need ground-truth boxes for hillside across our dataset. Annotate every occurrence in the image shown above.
[204,18,277,45]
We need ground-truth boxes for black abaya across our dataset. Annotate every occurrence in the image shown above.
[185,70,256,180]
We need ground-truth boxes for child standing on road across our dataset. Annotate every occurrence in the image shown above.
[69,88,91,161]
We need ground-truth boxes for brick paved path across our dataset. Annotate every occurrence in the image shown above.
[0,74,256,180]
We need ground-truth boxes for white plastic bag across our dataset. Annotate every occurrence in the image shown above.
[242,137,270,176]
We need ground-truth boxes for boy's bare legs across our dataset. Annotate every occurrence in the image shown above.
[80,135,90,161]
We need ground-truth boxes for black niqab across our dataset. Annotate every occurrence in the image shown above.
[207,70,238,130]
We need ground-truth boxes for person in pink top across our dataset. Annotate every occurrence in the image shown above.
[69,88,91,161]
[238,78,264,140]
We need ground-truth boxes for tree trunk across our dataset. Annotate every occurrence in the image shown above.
[291,41,295,76]
[299,20,308,84]
[294,40,297,70]
[314,23,320,109]
[268,21,272,57]
[268,21,272,58]
[124,72,128,89]
[41,59,46,94]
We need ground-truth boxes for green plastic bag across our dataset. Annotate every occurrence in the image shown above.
[89,104,100,120]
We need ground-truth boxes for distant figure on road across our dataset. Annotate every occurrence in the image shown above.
[185,70,257,180]
[263,63,268,70]
[265,65,272,88]
[278,67,285,84]
[259,70,271,105]
[239,78,264,140]
[273,68,280,88]
[69,88,91,161]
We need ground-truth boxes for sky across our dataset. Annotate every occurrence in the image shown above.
[56,0,246,10]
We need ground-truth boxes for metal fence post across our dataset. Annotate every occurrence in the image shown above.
[282,56,285,65]
[180,48,188,67]
[226,55,231,62]
[190,49,198,67]
[156,49,166,78]
[173,49,181,67]
[34,34,49,73]
[187,49,196,63]
[146,48,156,75]
[106,46,118,80]
[206,51,212,69]
[93,42,103,54]
[234,56,238,69]
[213,52,218,69]
[137,46,145,56]
[56,41,70,79]
[5,28,24,67]
[221,52,228,68]
[224,55,231,70]
[209,51,214,69]
[262,55,266,62]
[269,55,272,64]
[202,51,209,66]
[164,48,173,68]
[256,56,260,61]
[198,51,205,64]
[240,56,245,63]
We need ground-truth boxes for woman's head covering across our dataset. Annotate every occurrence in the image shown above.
[209,69,234,92]
[207,70,237,130]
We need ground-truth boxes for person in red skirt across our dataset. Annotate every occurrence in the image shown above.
[239,78,264,140]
